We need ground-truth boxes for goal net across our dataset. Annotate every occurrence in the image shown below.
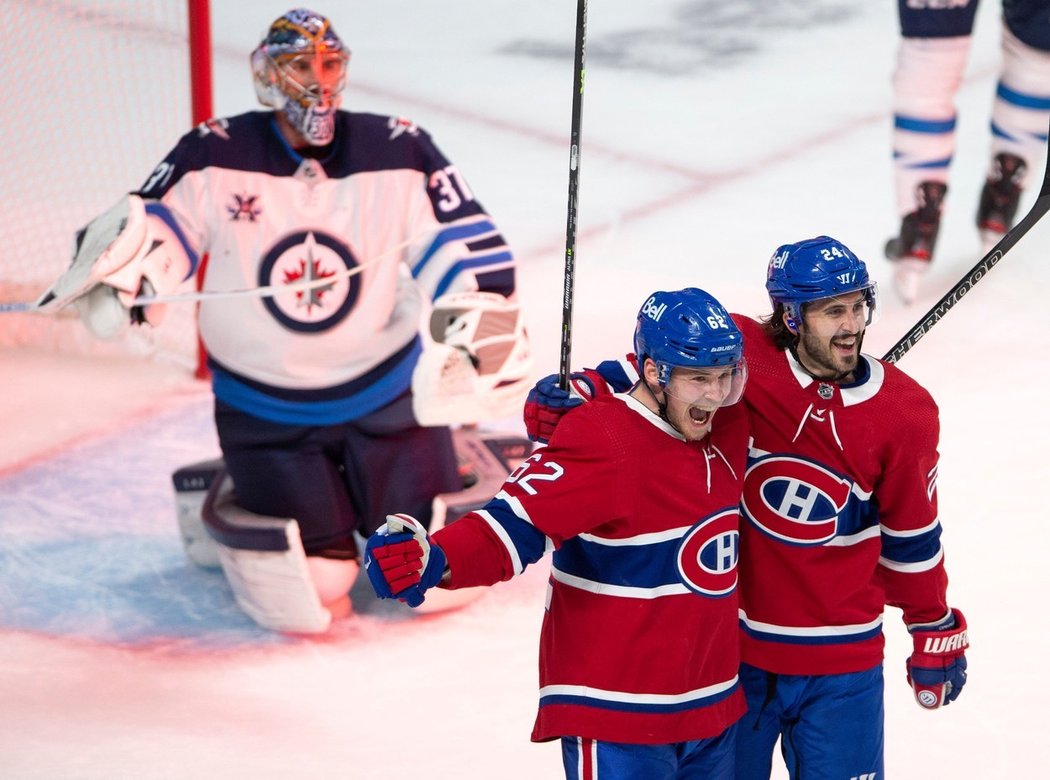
[0,0,205,370]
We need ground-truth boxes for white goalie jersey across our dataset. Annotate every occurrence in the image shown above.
[137,110,519,425]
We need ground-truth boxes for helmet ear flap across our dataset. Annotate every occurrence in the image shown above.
[251,48,287,109]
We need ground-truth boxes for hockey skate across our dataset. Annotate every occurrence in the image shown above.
[977,152,1026,255]
[885,181,947,304]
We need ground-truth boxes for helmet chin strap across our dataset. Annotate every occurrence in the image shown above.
[637,379,680,432]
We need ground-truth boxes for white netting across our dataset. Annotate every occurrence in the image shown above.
[0,0,199,368]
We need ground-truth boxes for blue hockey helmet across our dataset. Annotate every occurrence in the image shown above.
[252,9,350,145]
[765,236,878,328]
[634,288,745,395]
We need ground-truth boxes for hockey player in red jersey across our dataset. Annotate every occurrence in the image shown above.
[366,288,751,780]
[524,237,969,780]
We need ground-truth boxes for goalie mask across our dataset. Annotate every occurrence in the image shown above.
[251,9,350,146]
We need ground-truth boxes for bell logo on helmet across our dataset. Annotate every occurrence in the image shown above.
[641,296,668,322]
[770,250,789,270]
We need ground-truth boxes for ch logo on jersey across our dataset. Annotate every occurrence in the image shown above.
[257,230,360,332]
[742,454,854,545]
[676,508,739,597]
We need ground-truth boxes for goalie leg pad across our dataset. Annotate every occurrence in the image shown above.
[172,458,227,569]
[305,555,359,620]
[201,468,337,634]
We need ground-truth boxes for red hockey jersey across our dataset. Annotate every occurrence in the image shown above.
[434,393,749,744]
[734,316,950,675]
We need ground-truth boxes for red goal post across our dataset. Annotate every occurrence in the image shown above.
[0,0,212,377]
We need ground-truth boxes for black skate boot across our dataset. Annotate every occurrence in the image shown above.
[976,152,1026,252]
[884,181,948,303]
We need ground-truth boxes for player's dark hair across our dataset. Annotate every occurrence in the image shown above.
[760,302,801,351]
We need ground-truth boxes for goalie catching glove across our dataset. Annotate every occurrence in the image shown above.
[363,513,447,608]
[37,194,197,338]
[906,608,969,710]
[412,291,532,426]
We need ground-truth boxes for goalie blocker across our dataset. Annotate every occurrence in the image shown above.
[412,291,532,427]
[172,428,533,632]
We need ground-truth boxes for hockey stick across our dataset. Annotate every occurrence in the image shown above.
[883,133,1050,363]
[0,230,425,314]
[558,0,588,390]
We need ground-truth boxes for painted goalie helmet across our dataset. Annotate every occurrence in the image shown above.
[251,8,350,146]
[765,235,879,330]
[633,287,747,407]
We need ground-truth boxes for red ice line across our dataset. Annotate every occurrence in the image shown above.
[2,54,995,474]
[350,64,996,261]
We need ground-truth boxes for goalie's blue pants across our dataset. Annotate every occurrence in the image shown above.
[735,662,884,780]
[214,391,459,556]
[560,724,736,780]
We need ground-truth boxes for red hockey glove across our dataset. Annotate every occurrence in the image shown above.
[363,514,447,608]
[523,372,600,444]
[906,608,968,710]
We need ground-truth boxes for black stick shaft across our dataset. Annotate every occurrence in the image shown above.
[884,123,1050,363]
[559,0,587,389]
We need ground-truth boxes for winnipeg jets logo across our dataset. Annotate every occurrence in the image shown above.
[676,508,739,597]
[257,230,360,332]
[227,194,261,222]
[742,454,864,545]
[388,116,419,140]
[196,117,230,140]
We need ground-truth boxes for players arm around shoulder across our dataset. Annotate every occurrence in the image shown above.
[906,608,969,710]
[523,370,600,444]
[364,514,448,608]
[523,357,639,443]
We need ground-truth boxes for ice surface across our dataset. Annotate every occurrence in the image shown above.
[1,1,1047,777]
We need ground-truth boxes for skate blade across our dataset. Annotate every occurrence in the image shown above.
[893,259,928,305]
[980,228,1006,256]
